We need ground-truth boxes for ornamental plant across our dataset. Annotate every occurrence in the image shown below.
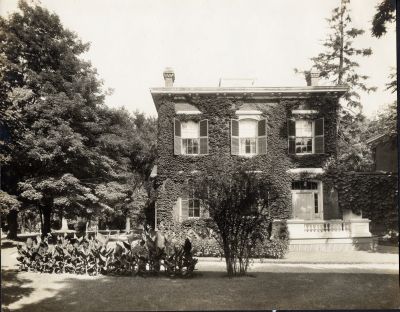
[16,230,198,277]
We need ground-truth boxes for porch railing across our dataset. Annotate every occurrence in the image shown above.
[304,220,351,233]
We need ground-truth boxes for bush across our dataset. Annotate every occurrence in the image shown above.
[163,220,289,259]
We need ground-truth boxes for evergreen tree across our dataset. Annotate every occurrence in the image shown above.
[297,0,376,171]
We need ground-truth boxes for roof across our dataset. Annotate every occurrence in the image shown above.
[366,133,396,146]
[151,85,348,96]
[150,85,348,111]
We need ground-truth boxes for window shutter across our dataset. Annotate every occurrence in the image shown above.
[288,119,296,155]
[231,119,239,155]
[181,198,189,221]
[174,119,181,155]
[199,119,209,155]
[257,119,267,155]
[314,118,324,154]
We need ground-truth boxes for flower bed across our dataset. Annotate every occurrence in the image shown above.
[16,231,198,277]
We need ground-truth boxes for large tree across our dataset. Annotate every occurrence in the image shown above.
[297,0,376,171]
[0,1,156,237]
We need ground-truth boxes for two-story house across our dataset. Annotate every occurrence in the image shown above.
[150,68,373,251]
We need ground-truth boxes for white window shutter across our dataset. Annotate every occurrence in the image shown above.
[231,119,239,155]
[257,119,267,155]
[314,118,324,154]
[174,118,181,155]
[181,198,189,221]
[199,119,209,155]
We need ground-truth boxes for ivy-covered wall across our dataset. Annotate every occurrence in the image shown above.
[327,171,398,233]
[153,93,341,225]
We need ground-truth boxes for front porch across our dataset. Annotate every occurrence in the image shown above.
[286,217,374,251]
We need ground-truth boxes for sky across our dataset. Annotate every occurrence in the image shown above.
[0,0,396,118]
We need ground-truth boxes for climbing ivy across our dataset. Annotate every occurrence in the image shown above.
[154,94,340,226]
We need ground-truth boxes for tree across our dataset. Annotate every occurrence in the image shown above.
[0,1,157,236]
[193,158,279,277]
[372,0,396,38]
[0,191,21,238]
[296,0,376,171]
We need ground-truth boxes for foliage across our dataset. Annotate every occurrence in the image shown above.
[16,229,197,277]
[0,190,21,217]
[0,1,156,236]
[191,160,284,276]
[324,169,398,234]
[366,101,397,140]
[372,0,396,38]
[296,0,376,171]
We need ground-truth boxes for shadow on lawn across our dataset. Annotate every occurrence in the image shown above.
[1,269,35,308]
[3,270,399,312]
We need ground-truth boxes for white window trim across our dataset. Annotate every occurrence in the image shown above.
[291,180,323,220]
[235,117,263,156]
[181,121,200,156]
[176,110,202,115]
[180,197,201,220]
[235,110,262,117]
[291,109,318,114]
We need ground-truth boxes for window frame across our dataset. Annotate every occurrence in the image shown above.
[231,117,267,157]
[174,118,209,156]
[288,118,324,156]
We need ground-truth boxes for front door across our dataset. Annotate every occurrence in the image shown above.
[292,192,322,220]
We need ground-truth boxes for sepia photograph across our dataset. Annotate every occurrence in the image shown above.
[0,0,398,311]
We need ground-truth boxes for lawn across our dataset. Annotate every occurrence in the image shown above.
[2,265,399,311]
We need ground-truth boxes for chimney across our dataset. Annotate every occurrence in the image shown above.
[163,67,175,87]
[305,67,320,86]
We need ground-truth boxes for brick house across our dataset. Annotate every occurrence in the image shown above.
[150,68,373,251]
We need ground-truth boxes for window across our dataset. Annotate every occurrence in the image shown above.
[181,189,201,219]
[288,118,324,155]
[291,180,322,220]
[174,119,208,155]
[231,118,267,156]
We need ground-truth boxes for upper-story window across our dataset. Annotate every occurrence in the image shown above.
[231,118,267,156]
[288,118,324,155]
[174,119,208,155]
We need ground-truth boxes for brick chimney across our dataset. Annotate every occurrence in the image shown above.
[163,67,175,87]
[305,67,320,86]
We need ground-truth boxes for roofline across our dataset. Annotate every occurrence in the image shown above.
[366,133,394,145]
[150,85,348,96]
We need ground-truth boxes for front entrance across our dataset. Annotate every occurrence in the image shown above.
[291,180,323,220]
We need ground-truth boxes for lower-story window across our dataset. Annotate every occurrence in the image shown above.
[189,197,200,218]
[182,189,201,219]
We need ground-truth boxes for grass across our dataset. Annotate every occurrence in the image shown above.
[2,266,399,311]
[2,242,399,311]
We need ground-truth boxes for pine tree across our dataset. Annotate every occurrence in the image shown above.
[297,0,377,171]
[309,0,376,110]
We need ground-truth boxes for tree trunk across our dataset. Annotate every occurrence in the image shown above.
[125,216,131,233]
[42,207,52,237]
[61,217,69,231]
[338,0,345,84]
[6,210,18,239]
